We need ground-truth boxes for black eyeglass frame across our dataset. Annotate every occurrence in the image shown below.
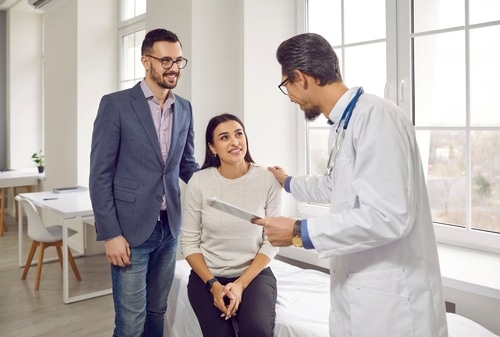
[278,78,289,95]
[146,54,188,70]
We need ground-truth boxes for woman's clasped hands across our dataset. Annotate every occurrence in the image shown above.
[211,281,243,320]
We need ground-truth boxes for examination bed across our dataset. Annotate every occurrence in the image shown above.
[165,258,498,337]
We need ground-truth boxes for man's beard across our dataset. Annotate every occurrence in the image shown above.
[304,105,322,121]
[152,67,179,90]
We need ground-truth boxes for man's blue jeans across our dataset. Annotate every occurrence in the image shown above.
[111,216,177,337]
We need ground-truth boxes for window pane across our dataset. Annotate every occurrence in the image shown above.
[413,0,464,33]
[133,30,145,78]
[471,131,500,233]
[344,0,385,44]
[121,0,135,21]
[470,26,500,126]
[122,34,135,81]
[344,43,386,98]
[308,0,341,46]
[421,130,467,227]
[135,0,146,17]
[307,129,330,175]
[413,32,465,126]
[121,0,146,21]
[121,30,145,86]
[470,0,500,25]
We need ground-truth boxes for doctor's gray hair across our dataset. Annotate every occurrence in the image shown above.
[276,33,342,86]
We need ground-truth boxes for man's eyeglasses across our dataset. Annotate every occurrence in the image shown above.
[278,78,289,95]
[146,55,188,70]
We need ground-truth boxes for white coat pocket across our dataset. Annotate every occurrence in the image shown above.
[347,268,413,337]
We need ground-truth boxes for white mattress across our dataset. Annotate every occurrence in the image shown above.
[165,259,498,337]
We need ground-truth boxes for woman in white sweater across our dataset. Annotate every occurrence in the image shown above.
[179,113,282,337]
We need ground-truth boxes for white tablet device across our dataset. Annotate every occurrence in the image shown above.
[206,197,261,222]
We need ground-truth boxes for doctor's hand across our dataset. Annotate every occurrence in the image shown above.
[267,166,289,188]
[252,216,295,247]
[104,235,131,267]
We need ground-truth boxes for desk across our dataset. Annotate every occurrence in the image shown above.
[17,189,112,303]
[0,169,40,236]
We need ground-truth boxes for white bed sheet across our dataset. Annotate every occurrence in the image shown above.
[165,259,498,337]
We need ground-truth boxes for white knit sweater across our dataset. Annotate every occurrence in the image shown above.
[180,165,282,278]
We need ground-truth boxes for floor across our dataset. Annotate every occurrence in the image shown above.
[0,212,115,337]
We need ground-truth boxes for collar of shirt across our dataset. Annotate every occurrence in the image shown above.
[140,80,176,109]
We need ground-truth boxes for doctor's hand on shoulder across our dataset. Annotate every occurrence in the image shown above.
[267,166,289,188]
[252,216,295,247]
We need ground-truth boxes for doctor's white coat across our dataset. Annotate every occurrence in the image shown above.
[290,87,449,337]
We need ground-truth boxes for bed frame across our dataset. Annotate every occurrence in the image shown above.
[165,259,498,337]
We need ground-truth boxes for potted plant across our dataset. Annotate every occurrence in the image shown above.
[31,150,45,173]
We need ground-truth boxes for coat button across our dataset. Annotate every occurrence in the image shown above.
[156,196,163,201]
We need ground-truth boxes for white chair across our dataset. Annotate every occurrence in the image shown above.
[16,195,82,290]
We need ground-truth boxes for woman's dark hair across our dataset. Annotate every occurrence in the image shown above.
[141,28,182,55]
[276,33,342,86]
[201,113,255,169]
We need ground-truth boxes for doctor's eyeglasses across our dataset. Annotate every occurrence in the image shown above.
[278,78,289,95]
[146,55,188,70]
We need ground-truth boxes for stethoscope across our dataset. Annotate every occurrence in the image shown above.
[325,87,364,178]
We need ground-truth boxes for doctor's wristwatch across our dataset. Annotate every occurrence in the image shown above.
[291,219,303,247]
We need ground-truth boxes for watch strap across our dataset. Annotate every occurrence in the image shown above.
[205,277,219,292]
[293,219,302,236]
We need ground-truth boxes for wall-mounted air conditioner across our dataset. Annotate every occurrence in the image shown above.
[27,0,64,10]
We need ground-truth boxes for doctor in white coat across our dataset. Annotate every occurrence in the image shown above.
[253,33,449,337]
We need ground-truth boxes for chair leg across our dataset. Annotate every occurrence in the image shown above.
[21,240,38,279]
[67,248,82,281]
[55,245,63,270]
[34,242,47,290]
[54,241,82,281]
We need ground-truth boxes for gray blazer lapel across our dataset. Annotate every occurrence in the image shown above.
[165,97,183,169]
[130,84,163,166]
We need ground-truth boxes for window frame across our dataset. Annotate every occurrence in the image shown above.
[118,1,146,90]
[297,0,500,254]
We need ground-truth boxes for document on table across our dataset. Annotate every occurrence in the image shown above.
[206,197,261,222]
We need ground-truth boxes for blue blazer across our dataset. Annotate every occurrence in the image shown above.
[89,82,199,247]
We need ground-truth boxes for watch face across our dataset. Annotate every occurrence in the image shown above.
[291,235,303,247]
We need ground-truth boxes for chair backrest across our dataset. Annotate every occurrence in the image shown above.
[15,196,60,243]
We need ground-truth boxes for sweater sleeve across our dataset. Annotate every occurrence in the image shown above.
[257,171,282,259]
[179,174,203,258]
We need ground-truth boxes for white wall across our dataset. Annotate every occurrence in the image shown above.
[6,8,42,169]
[146,0,299,215]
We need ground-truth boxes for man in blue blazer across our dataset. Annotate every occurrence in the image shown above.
[89,28,199,337]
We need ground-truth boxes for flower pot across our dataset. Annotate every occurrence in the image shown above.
[37,166,45,173]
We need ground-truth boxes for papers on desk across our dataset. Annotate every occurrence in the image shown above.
[206,197,261,222]
[53,186,88,193]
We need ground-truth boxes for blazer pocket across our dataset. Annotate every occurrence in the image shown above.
[114,177,139,190]
[114,189,136,203]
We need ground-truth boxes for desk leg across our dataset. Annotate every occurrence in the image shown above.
[18,198,24,266]
[62,218,69,304]
[13,186,33,221]
[1,187,6,236]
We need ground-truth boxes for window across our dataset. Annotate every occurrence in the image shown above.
[120,0,146,21]
[302,0,500,252]
[119,0,146,90]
